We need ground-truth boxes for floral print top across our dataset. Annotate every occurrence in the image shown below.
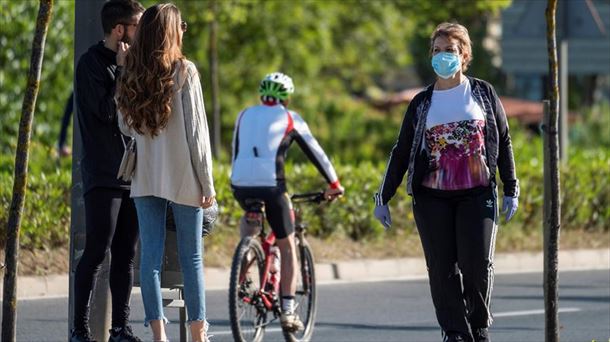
[422,119,490,190]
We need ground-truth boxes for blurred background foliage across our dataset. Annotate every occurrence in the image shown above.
[1,0,608,251]
[1,0,512,159]
[1,0,74,153]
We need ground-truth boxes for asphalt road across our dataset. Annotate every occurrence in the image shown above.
[4,269,609,342]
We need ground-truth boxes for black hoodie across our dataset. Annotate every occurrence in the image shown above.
[75,41,130,194]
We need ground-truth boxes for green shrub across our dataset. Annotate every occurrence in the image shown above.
[570,100,610,149]
[215,139,610,243]
[0,142,71,249]
[2,127,609,250]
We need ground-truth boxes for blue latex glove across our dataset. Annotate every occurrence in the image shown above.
[374,204,392,230]
[501,196,518,222]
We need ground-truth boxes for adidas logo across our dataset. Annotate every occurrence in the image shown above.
[486,199,493,208]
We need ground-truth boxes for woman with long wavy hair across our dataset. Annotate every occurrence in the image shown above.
[116,4,215,342]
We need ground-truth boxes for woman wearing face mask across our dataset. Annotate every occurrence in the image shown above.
[373,22,519,342]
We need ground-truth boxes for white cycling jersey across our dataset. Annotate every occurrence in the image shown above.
[230,103,339,188]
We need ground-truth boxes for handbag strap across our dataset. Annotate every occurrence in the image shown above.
[120,134,127,149]
[119,134,136,152]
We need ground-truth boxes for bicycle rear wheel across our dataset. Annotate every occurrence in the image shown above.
[283,241,317,342]
[229,237,267,342]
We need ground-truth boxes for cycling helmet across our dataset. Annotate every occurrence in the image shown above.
[259,72,294,102]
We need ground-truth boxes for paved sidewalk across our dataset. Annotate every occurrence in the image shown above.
[3,248,608,299]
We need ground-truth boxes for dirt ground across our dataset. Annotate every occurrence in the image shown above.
[4,229,608,276]
[2,246,70,276]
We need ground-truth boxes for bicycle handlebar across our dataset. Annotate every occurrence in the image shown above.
[290,191,326,203]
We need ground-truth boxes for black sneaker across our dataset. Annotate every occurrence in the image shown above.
[443,331,471,342]
[108,326,142,342]
[70,328,96,342]
[473,328,490,342]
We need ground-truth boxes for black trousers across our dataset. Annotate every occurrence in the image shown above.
[73,187,139,330]
[413,186,497,340]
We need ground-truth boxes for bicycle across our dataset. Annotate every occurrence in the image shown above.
[228,191,327,342]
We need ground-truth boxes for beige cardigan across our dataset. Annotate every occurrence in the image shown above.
[118,60,215,207]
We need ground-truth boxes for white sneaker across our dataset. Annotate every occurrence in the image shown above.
[280,312,304,332]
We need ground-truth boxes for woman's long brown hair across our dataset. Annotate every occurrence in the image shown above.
[117,3,184,137]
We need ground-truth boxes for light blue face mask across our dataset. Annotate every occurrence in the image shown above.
[431,52,461,79]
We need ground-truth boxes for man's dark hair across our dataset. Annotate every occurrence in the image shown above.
[101,0,145,35]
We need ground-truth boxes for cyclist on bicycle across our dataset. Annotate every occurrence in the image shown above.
[231,72,344,332]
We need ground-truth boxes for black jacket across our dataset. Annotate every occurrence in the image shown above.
[75,41,130,194]
[375,76,519,206]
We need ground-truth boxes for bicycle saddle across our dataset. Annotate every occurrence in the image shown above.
[244,198,265,213]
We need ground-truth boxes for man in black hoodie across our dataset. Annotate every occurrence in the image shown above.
[72,1,144,341]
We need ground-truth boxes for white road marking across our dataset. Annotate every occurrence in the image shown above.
[494,307,581,317]
[209,308,583,336]
[209,327,284,336]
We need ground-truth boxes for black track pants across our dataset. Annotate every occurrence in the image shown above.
[413,186,498,340]
[73,187,139,330]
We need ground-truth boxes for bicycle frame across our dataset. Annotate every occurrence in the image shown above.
[238,220,280,313]
[237,191,324,318]
[258,228,280,312]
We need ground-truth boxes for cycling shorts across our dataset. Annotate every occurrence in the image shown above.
[232,186,295,239]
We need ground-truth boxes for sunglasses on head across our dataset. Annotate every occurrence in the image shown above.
[181,21,187,32]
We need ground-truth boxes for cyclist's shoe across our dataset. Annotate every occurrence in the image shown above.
[280,312,304,332]
[108,326,142,342]
[70,328,97,342]
[473,328,489,342]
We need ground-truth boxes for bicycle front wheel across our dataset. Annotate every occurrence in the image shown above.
[229,237,267,342]
[283,241,317,342]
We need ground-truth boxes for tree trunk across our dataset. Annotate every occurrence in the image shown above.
[544,1,561,341]
[1,1,54,341]
[209,0,221,158]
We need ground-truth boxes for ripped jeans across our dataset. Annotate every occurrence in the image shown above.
[134,196,206,326]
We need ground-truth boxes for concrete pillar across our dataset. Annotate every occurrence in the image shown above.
[69,1,111,341]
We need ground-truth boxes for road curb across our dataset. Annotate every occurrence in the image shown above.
[4,248,608,299]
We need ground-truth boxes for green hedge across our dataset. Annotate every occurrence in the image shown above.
[1,130,609,250]
[0,142,72,249]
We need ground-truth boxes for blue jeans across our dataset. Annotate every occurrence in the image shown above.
[134,196,206,326]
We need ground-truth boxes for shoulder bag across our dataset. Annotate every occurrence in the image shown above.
[117,136,136,181]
